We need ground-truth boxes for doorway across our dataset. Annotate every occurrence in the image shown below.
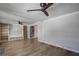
[23,26,28,39]
[30,26,35,38]
[30,25,38,39]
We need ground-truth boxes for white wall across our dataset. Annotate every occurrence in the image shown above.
[9,24,23,37]
[8,24,23,41]
[37,11,79,53]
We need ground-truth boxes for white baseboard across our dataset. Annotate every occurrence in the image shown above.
[38,40,79,53]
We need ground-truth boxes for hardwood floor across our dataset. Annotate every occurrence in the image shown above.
[0,39,79,56]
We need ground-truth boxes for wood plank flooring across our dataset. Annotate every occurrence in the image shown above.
[0,39,79,56]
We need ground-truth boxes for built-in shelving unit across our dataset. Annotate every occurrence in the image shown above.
[0,23,9,42]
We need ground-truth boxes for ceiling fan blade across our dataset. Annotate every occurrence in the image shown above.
[27,9,41,12]
[43,10,49,16]
[43,3,54,10]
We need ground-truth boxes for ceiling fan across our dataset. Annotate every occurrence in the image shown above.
[18,21,22,25]
[27,3,54,16]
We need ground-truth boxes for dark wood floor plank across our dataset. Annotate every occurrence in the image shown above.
[0,39,79,56]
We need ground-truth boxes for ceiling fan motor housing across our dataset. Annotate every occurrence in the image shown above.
[40,3,47,7]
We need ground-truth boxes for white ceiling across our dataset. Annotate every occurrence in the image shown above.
[0,3,79,24]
